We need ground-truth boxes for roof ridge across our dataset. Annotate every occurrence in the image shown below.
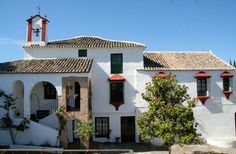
[49,36,145,46]
[99,37,146,47]
[209,52,235,70]
[48,35,102,42]
[25,36,145,48]
[0,58,93,74]
[2,57,93,63]
[144,50,212,53]
[143,51,235,71]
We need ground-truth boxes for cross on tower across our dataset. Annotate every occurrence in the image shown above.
[36,4,40,15]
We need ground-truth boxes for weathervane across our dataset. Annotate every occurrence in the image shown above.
[36,4,40,15]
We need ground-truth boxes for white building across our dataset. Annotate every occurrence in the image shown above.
[0,14,235,148]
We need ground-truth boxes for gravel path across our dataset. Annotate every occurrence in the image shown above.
[171,144,236,154]
[69,142,236,154]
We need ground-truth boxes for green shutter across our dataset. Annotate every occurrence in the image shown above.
[111,54,123,74]
[78,49,87,57]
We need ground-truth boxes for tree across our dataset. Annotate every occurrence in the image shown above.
[234,60,236,67]
[54,106,66,136]
[229,59,232,65]
[54,106,66,147]
[0,90,30,144]
[137,75,199,148]
[73,119,93,149]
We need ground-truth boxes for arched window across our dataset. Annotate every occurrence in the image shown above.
[43,82,56,99]
[66,81,80,111]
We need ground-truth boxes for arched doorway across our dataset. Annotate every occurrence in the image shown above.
[66,81,80,111]
[30,81,58,121]
[13,80,24,118]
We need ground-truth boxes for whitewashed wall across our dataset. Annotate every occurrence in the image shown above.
[24,48,78,59]
[39,114,59,129]
[89,48,143,113]
[0,120,58,146]
[0,73,89,118]
[0,73,90,146]
[13,81,24,117]
[24,46,144,142]
[30,82,57,115]
[88,48,143,142]
[136,70,236,141]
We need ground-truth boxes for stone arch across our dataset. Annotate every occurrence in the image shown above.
[13,80,24,117]
[66,80,81,111]
[30,81,58,121]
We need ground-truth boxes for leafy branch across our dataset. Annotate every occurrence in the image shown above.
[0,90,30,144]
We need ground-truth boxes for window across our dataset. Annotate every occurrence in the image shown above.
[110,82,124,102]
[0,119,7,129]
[223,78,230,91]
[78,49,87,57]
[95,117,109,137]
[220,72,233,99]
[43,82,56,99]
[66,81,80,111]
[197,78,207,96]
[111,54,123,74]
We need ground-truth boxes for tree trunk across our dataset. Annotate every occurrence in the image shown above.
[60,126,68,148]
[168,145,171,154]
[9,128,16,144]
[80,136,89,149]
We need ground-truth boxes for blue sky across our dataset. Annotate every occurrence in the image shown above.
[0,0,235,63]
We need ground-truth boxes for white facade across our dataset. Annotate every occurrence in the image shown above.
[136,70,236,143]
[0,15,235,148]
[24,46,144,143]
[1,46,236,148]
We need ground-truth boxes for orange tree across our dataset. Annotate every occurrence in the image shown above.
[137,75,199,146]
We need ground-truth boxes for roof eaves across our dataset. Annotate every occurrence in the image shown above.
[139,68,236,71]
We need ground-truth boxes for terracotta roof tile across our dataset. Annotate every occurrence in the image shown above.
[143,52,235,71]
[0,58,93,74]
[23,36,145,48]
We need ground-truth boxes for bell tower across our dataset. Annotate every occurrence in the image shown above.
[26,13,49,46]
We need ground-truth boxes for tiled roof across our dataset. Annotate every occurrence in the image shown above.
[26,15,49,22]
[0,58,93,74]
[23,36,145,48]
[143,52,235,71]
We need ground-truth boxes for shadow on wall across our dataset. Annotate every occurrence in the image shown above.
[196,118,208,137]
[228,91,236,104]
[91,61,138,112]
[205,80,236,113]
[204,98,223,114]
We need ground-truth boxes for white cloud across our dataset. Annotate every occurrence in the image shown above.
[0,37,24,45]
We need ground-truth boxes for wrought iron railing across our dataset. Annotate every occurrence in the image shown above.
[39,100,58,114]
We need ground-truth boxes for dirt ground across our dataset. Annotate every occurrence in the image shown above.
[171,144,236,154]
[2,143,236,154]
[91,143,236,154]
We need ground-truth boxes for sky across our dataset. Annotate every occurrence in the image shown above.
[0,0,235,63]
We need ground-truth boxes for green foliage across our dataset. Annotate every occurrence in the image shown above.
[137,75,200,146]
[15,117,30,131]
[0,90,30,144]
[229,59,236,68]
[54,106,66,135]
[74,119,93,139]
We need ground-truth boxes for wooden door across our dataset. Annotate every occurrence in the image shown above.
[121,116,135,142]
